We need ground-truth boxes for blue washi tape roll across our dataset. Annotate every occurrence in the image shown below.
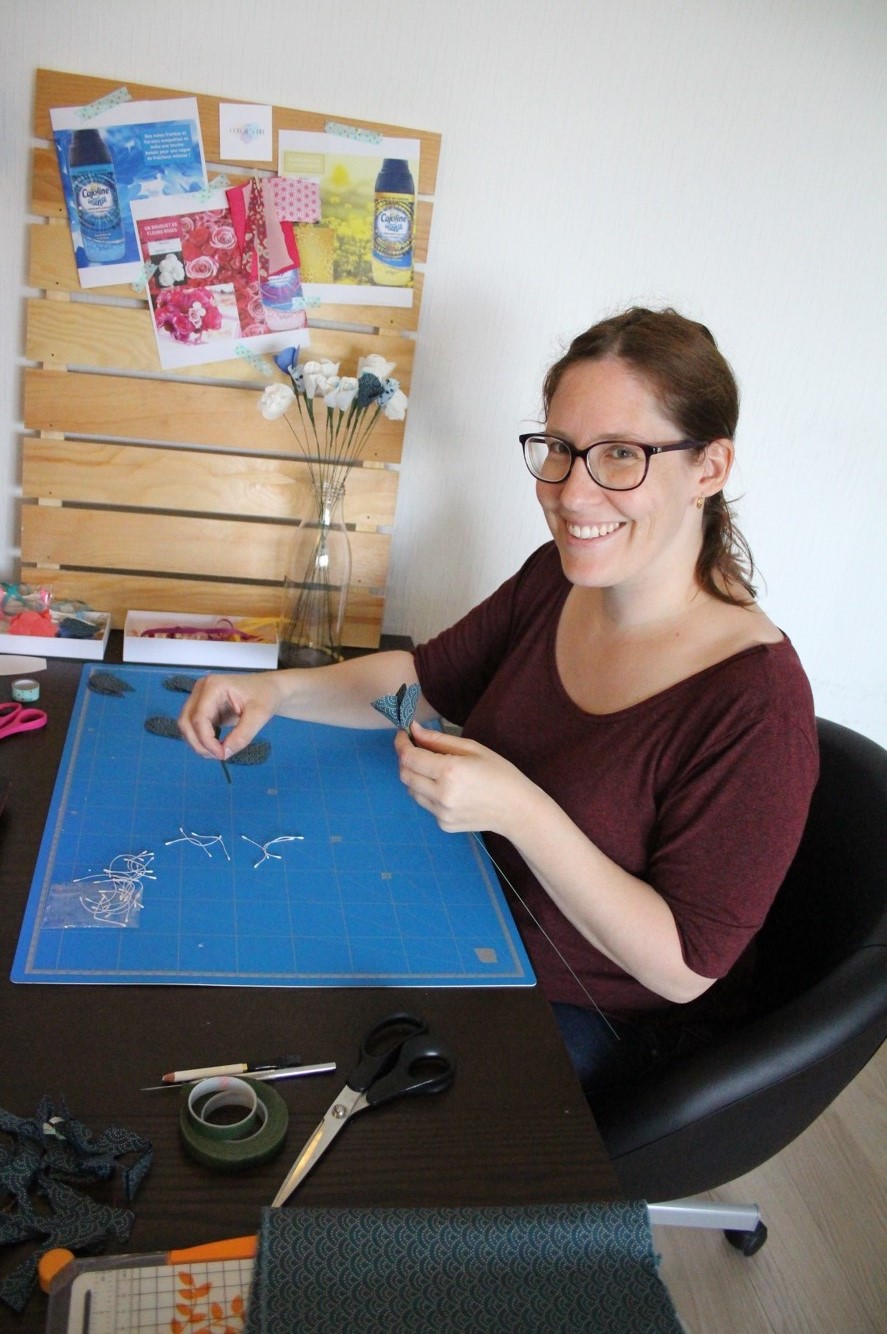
[180,1077,288,1172]
[12,678,40,703]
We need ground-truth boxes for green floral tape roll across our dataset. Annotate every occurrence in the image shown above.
[180,1077,288,1172]
[187,1076,259,1141]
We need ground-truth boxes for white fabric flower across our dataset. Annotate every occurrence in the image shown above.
[383,389,409,421]
[329,376,359,412]
[302,359,341,398]
[259,383,295,420]
[357,353,396,379]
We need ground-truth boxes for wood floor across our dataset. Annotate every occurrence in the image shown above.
[650,1043,886,1333]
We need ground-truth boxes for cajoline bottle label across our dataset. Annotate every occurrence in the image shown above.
[373,195,415,265]
[68,128,126,263]
[73,171,120,230]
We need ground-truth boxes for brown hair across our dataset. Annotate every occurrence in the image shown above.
[542,307,757,605]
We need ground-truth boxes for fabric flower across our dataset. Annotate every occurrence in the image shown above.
[383,388,409,421]
[313,375,340,402]
[302,359,341,398]
[274,347,299,374]
[357,353,396,379]
[259,383,296,419]
[256,348,408,494]
[328,376,358,412]
[356,372,384,408]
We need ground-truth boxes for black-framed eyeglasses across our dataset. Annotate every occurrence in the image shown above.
[519,433,708,491]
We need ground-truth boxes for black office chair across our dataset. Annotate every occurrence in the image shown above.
[592,718,887,1252]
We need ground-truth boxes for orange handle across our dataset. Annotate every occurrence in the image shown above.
[167,1234,258,1264]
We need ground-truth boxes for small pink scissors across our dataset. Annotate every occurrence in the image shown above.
[0,701,48,740]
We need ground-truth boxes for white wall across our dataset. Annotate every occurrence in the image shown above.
[3,0,885,742]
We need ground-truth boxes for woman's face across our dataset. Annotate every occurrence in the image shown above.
[538,356,719,596]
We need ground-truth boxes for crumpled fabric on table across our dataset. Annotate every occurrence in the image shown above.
[0,1097,153,1313]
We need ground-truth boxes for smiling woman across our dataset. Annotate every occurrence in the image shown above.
[177,307,820,1103]
[539,308,756,608]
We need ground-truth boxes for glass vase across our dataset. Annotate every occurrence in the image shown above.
[278,480,352,667]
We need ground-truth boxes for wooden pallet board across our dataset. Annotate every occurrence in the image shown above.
[21,68,441,640]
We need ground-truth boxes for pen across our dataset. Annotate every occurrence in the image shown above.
[140,1061,336,1091]
[160,1055,301,1084]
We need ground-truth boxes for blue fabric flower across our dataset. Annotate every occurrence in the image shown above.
[274,347,299,374]
[378,376,400,407]
[356,372,384,409]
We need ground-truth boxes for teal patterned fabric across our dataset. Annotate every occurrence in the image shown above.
[245,1202,681,1333]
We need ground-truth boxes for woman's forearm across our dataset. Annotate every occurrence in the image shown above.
[179,650,428,759]
[272,650,425,727]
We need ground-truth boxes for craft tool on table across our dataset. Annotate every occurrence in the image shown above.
[0,699,47,739]
[178,1074,291,1172]
[11,676,41,702]
[42,1236,258,1333]
[13,664,535,988]
[272,1011,455,1207]
[163,1055,302,1083]
[141,1059,336,1090]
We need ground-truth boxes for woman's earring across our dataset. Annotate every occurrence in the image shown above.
[696,495,704,509]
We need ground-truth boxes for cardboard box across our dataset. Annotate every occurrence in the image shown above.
[0,612,111,660]
[123,612,278,669]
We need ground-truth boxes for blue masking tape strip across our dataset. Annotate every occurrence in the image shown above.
[130,261,156,295]
[281,295,321,312]
[197,174,231,204]
[234,344,275,376]
[324,120,383,146]
[76,87,132,120]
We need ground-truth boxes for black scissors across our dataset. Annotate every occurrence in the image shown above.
[271,1012,455,1207]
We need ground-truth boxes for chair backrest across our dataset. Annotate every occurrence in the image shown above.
[594,718,887,1199]
[751,717,887,1016]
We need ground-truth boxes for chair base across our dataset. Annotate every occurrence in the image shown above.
[647,1199,766,1253]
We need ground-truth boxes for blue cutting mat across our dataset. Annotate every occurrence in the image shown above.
[11,665,535,987]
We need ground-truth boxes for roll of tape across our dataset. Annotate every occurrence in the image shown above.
[187,1076,259,1141]
[180,1077,288,1172]
[12,678,40,703]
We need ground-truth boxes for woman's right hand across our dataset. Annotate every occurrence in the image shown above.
[177,671,286,759]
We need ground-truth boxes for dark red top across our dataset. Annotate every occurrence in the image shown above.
[415,543,819,1020]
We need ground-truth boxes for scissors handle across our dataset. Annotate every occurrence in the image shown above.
[348,1012,428,1093]
[0,703,47,737]
[364,1032,456,1109]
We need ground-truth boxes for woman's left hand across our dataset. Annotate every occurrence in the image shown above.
[393,722,528,836]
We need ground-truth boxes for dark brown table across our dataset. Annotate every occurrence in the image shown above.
[0,641,620,1330]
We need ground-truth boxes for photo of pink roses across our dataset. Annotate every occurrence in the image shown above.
[136,204,252,365]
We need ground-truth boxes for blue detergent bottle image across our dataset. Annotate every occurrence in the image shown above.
[68,128,126,264]
[372,158,415,287]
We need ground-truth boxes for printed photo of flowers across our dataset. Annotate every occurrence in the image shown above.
[132,190,309,370]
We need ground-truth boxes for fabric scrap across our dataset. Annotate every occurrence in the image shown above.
[0,1098,152,1313]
